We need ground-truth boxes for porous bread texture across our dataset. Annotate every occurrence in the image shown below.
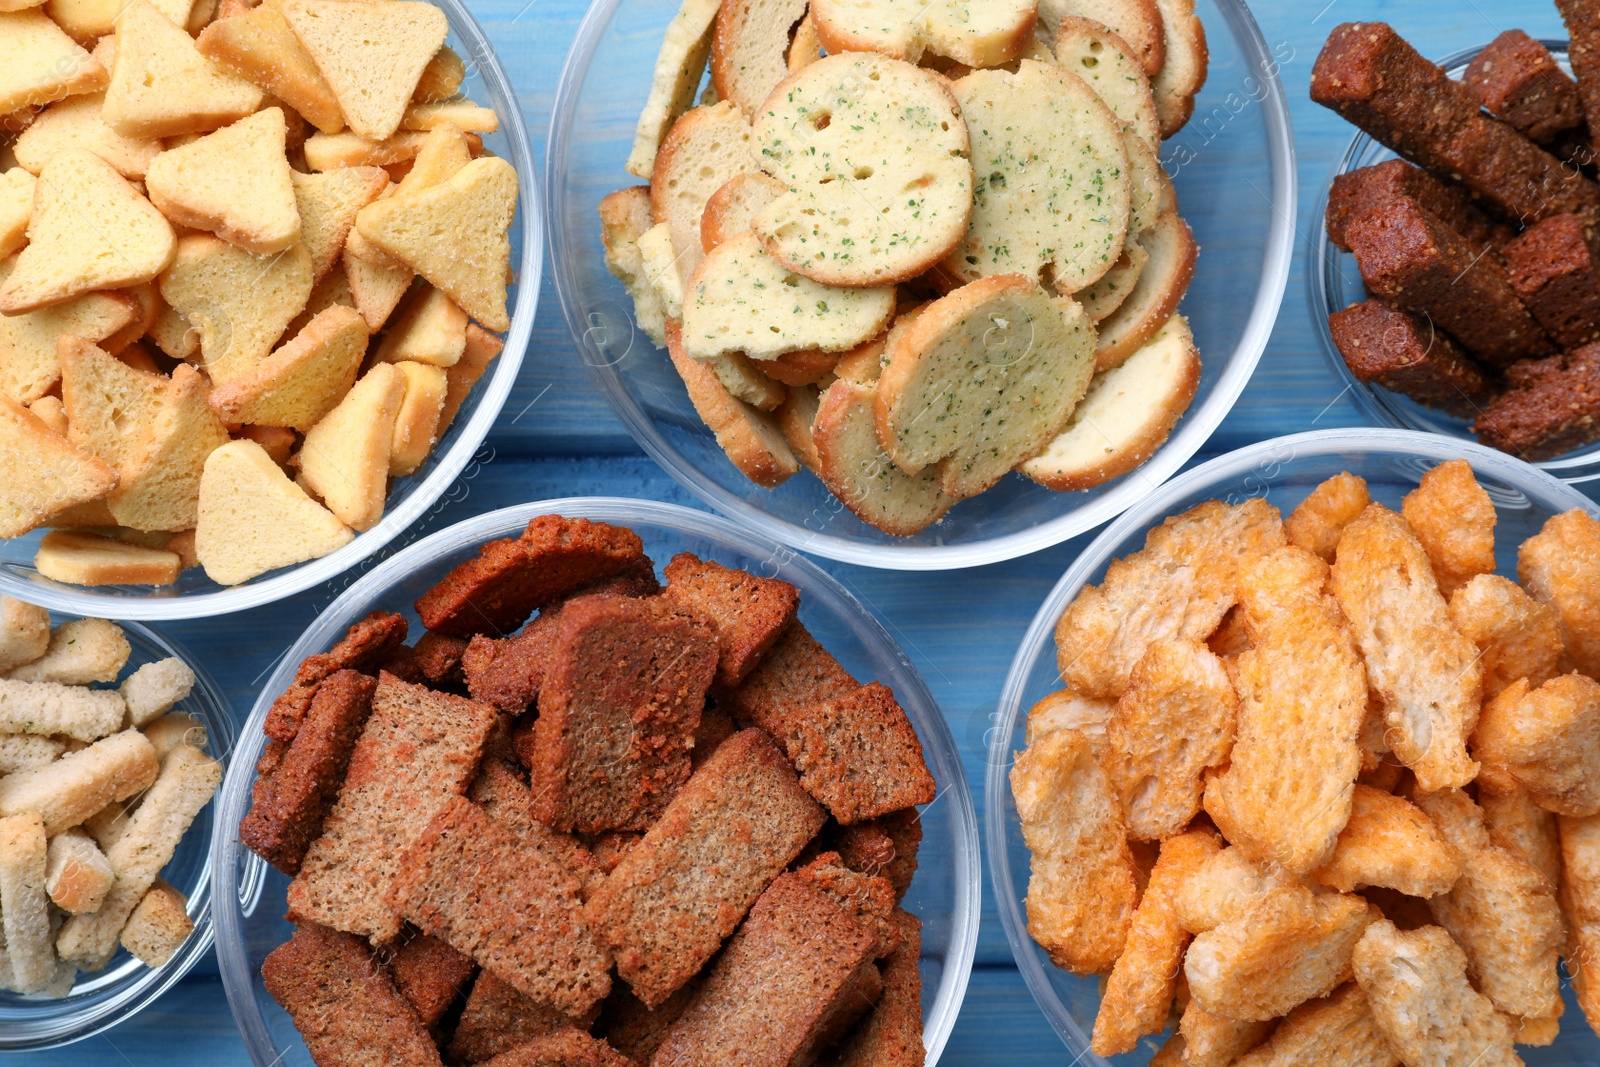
[387,361,446,477]
[45,828,113,915]
[650,100,759,284]
[624,0,721,179]
[6,616,127,684]
[1093,210,1197,371]
[1151,0,1208,137]
[0,729,156,834]
[195,439,353,586]
[57,336,165,473]
[1038,0,1166,75]
[813,377,957,536]
[0,287,139,404]
[752,53,973,287]
[292,166,389,284]
[106,365,230,532]
[103,0,263,140]
[1055,16,1160,149]
[0,598,49,674]
[195,2,345,135]
[700,172,786,253]
[157,234,313,385]
[121,656,195,726]
[119,879,191,967]
[208,305,369,432]
[0,811,53,993]
[598,187,669,349]
[145,108,300,255]
[0,169,32,258]
[810,0,1037,68]
[295,362,405,532]
[710,0,809,117]
[0,11,106,118]
[373,283,467,367]
[33,531,182,586]
[13,94,162,180]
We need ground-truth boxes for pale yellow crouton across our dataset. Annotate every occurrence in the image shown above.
[342,242,412,331]
[0,396,118,538]
[120,657,195,728]
[33,530,183,586]
[45,828,113,915]
[108,364,231,533]
[7,616,128,684]
[294,362,404,531]
[291,166,387,283]
[400,101,496,134]
[413,45,463,103]
[0,597,49,673]
[438,323,501,435]
[83,797,133,853]
[14,93,162,180]
[302,129,430,171]
[119,878,191,966]
[388,361,446,477]
[0,811,53,993]
[26,396,67,435]
[103,0,262,139]
[195,2,345,134]
[141,712,205,760]
[59,335,166,472]
[0,11,106,117]
[157,234,313,384]
[1473,672,1600,816]
[195,439,352,585]
[374,282,466,366]
[0,168,35,258]
[207,305,368,432]
[0,728,156,832]
[145,108,300,255]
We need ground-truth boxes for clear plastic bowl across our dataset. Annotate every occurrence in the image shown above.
[1309,40,1600,485]
[0,613,234,1051]
[546,0,1295,570]
[986,428,1600,1064]
[212,498,980,1067]
[0,0,540,620]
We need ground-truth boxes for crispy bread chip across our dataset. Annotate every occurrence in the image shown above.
[1177,1003,1272,1067]
[1205,547,1367,873]
[1519,508,1600,677]
[1103,640,1235,841]
[1010,727,1137,974]
[1401,460,1497,598]
[1312,784,1462,898]
[1450,573,1564,700]
[1024,688,1115,751]
[1055,498,1286,699]
[1231,983,1399,1067]
[1285,472,1371,563]
[1331,504,1483,792]
[1474,673,1600,814]
[1560,811,1600,1032]
[1481,789,1562,889]
[1174,845,1299,934]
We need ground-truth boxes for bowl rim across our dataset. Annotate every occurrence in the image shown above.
[984,427,1599,1060]
[1307,38,1600,485]
[1,618,235,1051]
[0,0,543,621]
[545,0,1298,571]
[210,497,981,1067]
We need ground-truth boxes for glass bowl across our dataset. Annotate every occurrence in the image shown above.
[0,612,234,1051]
[1309,40,1600,486]
[986,428,1600,1064]
[0,0,541,620]
[212,498,980,1067]
[546,0,1295,570]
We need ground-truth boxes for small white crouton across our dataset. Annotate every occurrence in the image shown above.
[0,597,50,672]
[46,828,114,915]
[119,657,196,728]
[0,729,158,833]
[119,878,192,967]
[6,617,130,684]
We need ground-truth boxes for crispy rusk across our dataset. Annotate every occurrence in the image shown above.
[1010,727,1137,974]
[1055,498,1285,699]
[1450,573,1564,700]
[1091,829,1220,1056]
[1473,673,1600,814]
[1175,845,1299,934]
[1480,790,1562,889]
[1330,504,1483,792]
[1177,1003,1272,1067]
[1560,811,1600,1031]
[1231,983,1399,1067]
[1184,884,1373,1022]
[1400,459,1496,598]
[1352,920,1521,1067]
[1284,471,1370,563]
[1508,1014,1560,1047]
[1313,784,1461,898]
[1023,688,1115,751]
[1519,508,1600,677]
[1103,640,1234,841]
[1205,547,1367,873]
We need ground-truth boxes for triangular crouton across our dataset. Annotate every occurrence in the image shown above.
[98,282,160,357]
[148,301,198,361]
[0,11,107,117]
[394,121,471,196]
[157,234,313,384]
[388,360,445,476]
[373,281,466,366]
[282,262,355,339]
[208,304,368,430]
[33,530,181,586]
[302,129,431,171]
[0,150,175,313]
[0,169,32,259]
[342,244,411,330]
[107,364,231,531]
[103,0,263,140]
[195,3,346,134]
[355,156,517,331]
[58,336,167,470]
[413,45,464,103]
[438,323,501,435]
[144,108,301,255]
[195,438,353,585]
[291,166,387,283]
[278,0,448,142]
[13,94,163,181]
[0,281,139,403]
[294,361,404,531]
[400,101,498,134]
[0,395,118,539]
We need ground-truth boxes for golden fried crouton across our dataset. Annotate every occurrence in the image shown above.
[1174,845,1296,934]
[1313,785,1462,898]
[1091,829,1220,1055]
[1481,790,1562,888]
[1055,498,1285,698]
[1331,504,1483,792]
[1205,605,1250,658]
[1177,1003,1271,1067]
[1450,573,1564,700]
[1149,1034,1189,1066]
[1231,983,1398,1067]
[1184,884,1372,1021]
[1205,547,1367,873]
[1473,673,1600,815]
[1352,920,1521,1067]
[1023,688,1114,751]
[1103,640,1236,841]
[1284,471,1369,563]
[1401,459,1496,598]
[1519,508,1600,677]
[1559,811,1600,1031]
[1010,727,1137,974]
[1508,1013,1561,1047]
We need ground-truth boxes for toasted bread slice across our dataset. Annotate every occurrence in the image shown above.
[0,287,138,404]
[1124,133,1170,238]
[638,221,686,317]
[651,101,759,284]
[811,0,1036,68]
[1074,244,1149,323]
[290,165,387,283]
[945,60,1130,293]
[103,0,263,139]
[0,169,31,259]
[700,172,785,254]
[1094,210,1196,371]
[438,322,500,435]
[877,275,1096,498]
[666,318,798,489]
[195,439,351,583]
[278,0,448,142]
[413,45,463,103]
[392,121,472,196]
[776,383,821,473]
[814,377,957,535]
[625,0,722,179]
[1020,313,1200,491]
[13,94,162,180]
[0,396,118,538]
[1055,17,1159,149]
[354,155,516,331]
[373,281,466,367]
[145,108,301,255]
[195,2,344,134]
[342,243,411,331]
[762,347,840,387]
[681,231,896,361]
[787,11,823,71]
[157,234,314,384]
[388,360,445,476]
[58,335,166,469]
[0,11,106,117]
[1039,0,1165,74]
[1150,0,1207,138]
[753,54,972,287]
[107,364,230,531]
[598,186,669,349]
[710,0,808,116]
[0,149,174,313]
[295,361,404,531]
[709,354,785,411]
[399,100,497,134]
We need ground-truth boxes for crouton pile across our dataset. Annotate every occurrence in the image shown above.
[0,598,219,995]
[242,514,935,1067]
[0,0,517,588]
[598,0,1209,536]
[1014,459,1600,1062]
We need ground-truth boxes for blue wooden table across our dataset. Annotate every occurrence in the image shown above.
[25,0,1586,1062]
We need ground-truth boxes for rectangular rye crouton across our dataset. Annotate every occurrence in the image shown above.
[525,594,716,834]
[1474,345,1600,459]
[119,878,192,967]
[450,970,590,1064]
[1504,213,1600,349]
[583,728,826,1008]
[1464,30,1586,144]
[784,682,936,825]
[1325,159,1512,253]
[1558,0,1600,147]
[723,620,858,741]
[1327,299,1498,419]
[477,1030,633,1067]
[387,796,612,1015]
[831,808,923,902]
[0,677,125,741]
[265,610,407,742]
[0,729,158,834]
[387,927,476,1028]
[829,909,926,1067]
[262,922,442,1067]
[287,673,495,945]
[240,669,377,875]
[661,551,800,686]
